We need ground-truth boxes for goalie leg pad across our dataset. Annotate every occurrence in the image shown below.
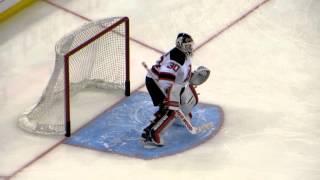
[166,83,184,110]
[180,84,198,114]
[142,110,176,146]
[152,110,176,144]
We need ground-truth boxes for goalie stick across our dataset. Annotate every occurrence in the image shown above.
[142,62,213,134]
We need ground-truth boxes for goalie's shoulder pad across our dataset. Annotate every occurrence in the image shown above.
[189,66,211,85]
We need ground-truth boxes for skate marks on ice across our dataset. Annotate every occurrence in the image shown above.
[64,92,223,159]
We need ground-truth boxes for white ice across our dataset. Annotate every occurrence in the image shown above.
[0,0,319,179]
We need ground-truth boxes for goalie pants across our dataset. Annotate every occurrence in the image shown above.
[145,76,198,112]
[145,76,165,106]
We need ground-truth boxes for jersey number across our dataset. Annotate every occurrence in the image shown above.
[167,62,180,72]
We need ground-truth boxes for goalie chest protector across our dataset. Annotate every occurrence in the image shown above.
[152,48,192,85]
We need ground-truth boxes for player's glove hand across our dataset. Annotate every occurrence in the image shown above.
[189,66,211,86]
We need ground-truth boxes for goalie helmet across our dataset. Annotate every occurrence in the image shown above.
[176,33,194,57]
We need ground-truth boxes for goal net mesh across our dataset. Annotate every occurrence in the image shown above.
[18,17,129,135]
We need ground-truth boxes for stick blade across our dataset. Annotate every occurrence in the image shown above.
[196,122,214,133]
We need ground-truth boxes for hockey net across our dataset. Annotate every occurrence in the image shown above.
[18,17,130,136]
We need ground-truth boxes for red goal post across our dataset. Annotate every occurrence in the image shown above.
[18,17,130,137]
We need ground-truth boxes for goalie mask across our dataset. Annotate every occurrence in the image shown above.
[176,33,194,57]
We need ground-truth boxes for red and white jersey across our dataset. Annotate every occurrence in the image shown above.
[148,48,192,91]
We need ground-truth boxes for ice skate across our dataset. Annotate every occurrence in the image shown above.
[141,129,164,148]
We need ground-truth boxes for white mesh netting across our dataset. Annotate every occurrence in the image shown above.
[18,17,129,135]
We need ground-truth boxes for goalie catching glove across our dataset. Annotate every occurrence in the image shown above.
[189,66,211,86]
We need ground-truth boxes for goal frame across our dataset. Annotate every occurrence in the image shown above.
[64,17,130,137]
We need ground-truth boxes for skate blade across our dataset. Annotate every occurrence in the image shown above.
[141,140,163,149]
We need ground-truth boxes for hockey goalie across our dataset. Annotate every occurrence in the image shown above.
[141,33,211,148]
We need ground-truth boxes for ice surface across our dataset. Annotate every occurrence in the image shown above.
[0,0,319,179]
